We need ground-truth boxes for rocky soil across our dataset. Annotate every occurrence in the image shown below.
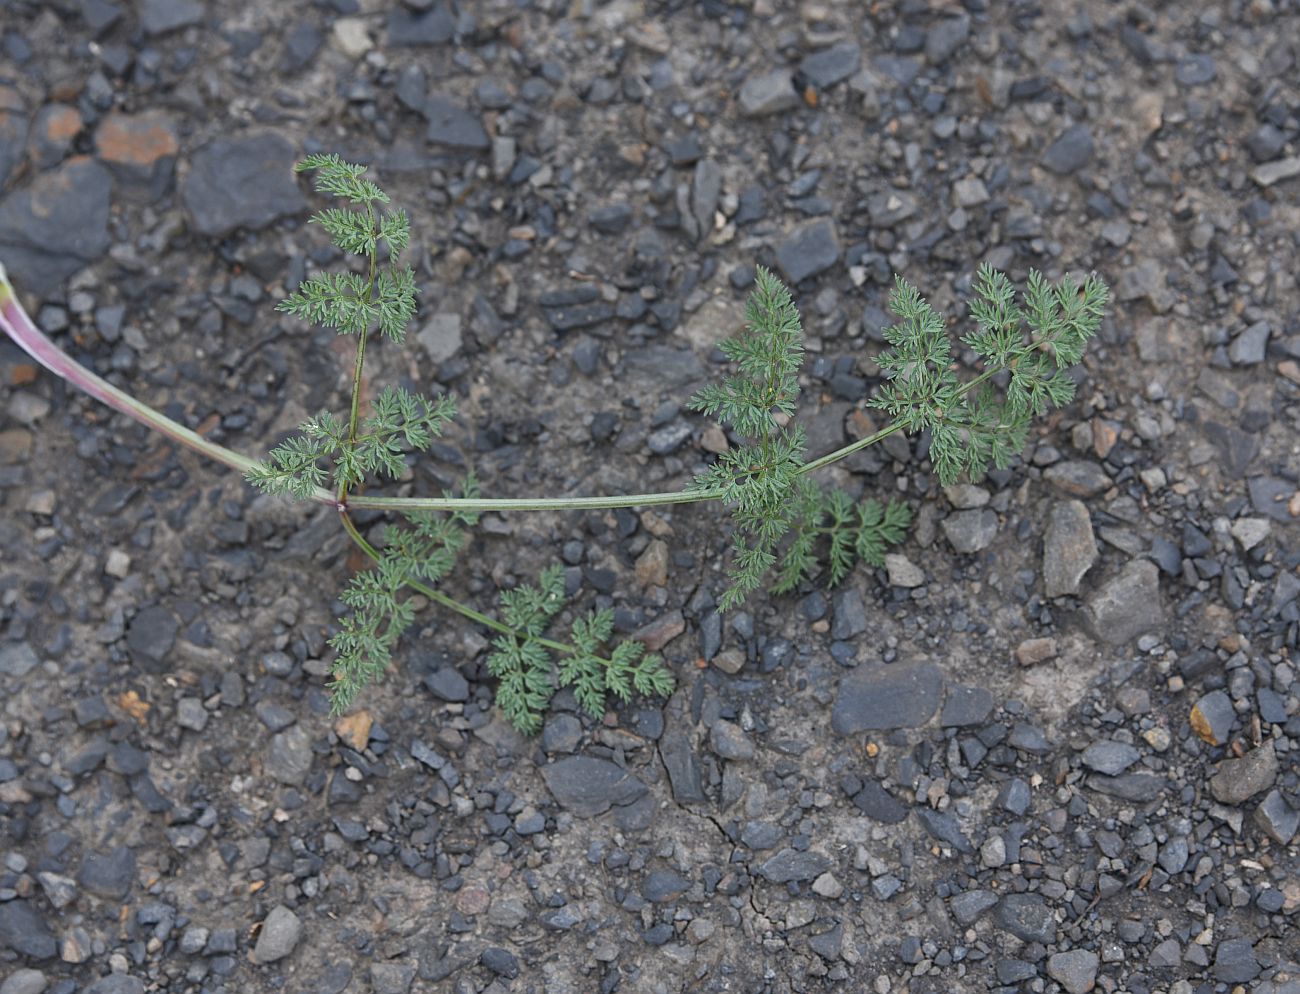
[0,1,1298,993]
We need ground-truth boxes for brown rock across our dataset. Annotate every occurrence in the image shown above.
[635,539,669,588]
[1015,637,1058,666]
[96,110,179,202]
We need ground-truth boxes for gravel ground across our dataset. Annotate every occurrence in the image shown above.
[1,1,1298,993]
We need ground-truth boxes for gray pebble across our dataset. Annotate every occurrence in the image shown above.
[253,906,303,964]
[1042,123,1094,175]
[1047,949,1100,994]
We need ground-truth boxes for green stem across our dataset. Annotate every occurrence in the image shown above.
[337,509,576,656]
[337,208,378,506]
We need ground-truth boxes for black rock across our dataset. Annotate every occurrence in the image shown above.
[480,947,519,979]
[642,869,690,903]
[1087,773,1170,802]
[851,782,908,824]
[916,808,973,853]
[0,900,57,960]
[126,605,179,667]
[388,4,455,46]
[660,732,706,805]
[808,921,843,961]
[181,132,306,237]
[775,218,840,284]
[541,756,646,817]
[589,203,632,235]
[950,889,998,925]
[78,844,136,899]
[832,663,944,734]
[424,666,469,702]
[138,0,204,35]
[0,157,112,296]
[940,685,994,727]
[1213,938,1260,984]
[997,893,1055,944]
[425,95,488,150]
[1080,740,1141,776]
[281,22,324,72]
[799,42,861,88]
[1041,124,1094,175]
[757,848,831,883]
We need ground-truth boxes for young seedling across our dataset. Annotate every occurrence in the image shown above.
[0,154,1109,734]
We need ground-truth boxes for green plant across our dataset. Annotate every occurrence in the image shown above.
[0,153,1109,735]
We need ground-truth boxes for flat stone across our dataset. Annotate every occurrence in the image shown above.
[1047,949,1100,994]
[866,189,917,228]
[138,0,204,35]
[940,685,994,727]
[0,969,46,994]
[95,110,179,202]
[1085,560,1162,644]
[1229,321,1271,365]
[997,893,1055,944]
[181,132,305,237]
[541,756,647,817]
[176,697,208,732]
[1043,499,1097,597]
[710,720,755,761]
[370,962,416,994]
[1044,460,1111,497]
[266,725,313,786]
[642,869,690,903]
[1042,124,1094,174]
[1251,156,1300,187]
[1189,689,1235,746]
[757,848,831,883]
[425,95,489,150]
[884,553,924,588]
[0,87,28,190]
[1087,773,1170,801]
[831,663,944,734]
[84,978,144,994]
[254,906,303,963]
[1148,938,1181,968]
[1209,742,1277,805]
[660,732,706,805]
[0,900,57,960]
[941,508,998,554]
[1213,938,1261,984]
[775,218,840,284]
[851,782,908,823]
[799,42,861,88]
[917,808,972,852]
[738,69,801,116]
[925,14,970,64]
[952,176,990,207]
[387,4,454,46]
[1080,740,1141,776]
[423,665,469,702]
[78,845,135,899]
[0,156,112,296]
[0,641,39,677]
[950,889,998,925]
[1254,789,1299,844]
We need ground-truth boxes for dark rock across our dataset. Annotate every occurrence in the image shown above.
[387,4,454,46]
[1042,124,1094,175]
[660,731,706,805]
[1229,321,1270,365]
[1044,460,1111,497]
[832,663,944,734]
[541,756,646,817]
[997,893,1055,944]
[1043,500,1097,597]
[1080,740,1141,776]
[1213,938,1260,984]
[541,714,582,754]
[1245,123,1286,162]
[999,778,1032,815]
[710,720,755,761]
[181,133,305,237]
[85,978,144,994]
[424,666,469,702]
[589,203,632,235]
[425,95,488,150]
[1085,560,1162,644]
[1008,722,1052,753]
[775,218,840,284]
[757,848,831,883]
[1087,773,1170,801]
[642,869,690,903]
[1190,689,1235,745]
[916,808,972,853]
[138,0,204,35]
[1248,476,1297,523]
[940,685,994,727]
[281,22,324,72]
[370,962,416,994]
[78,844,135,899]
[0,900,57,959]
[851,782,908,824]
[808,921,843,961]
[0,88,28,190]
[1047,949,1100,994]
[0,968,47,994]
[831,588,868,639]
[480,947,518,979]
[1209,743,1277,804]
[799,42,861,88]
[925,14,970,65]
[266,725,313,785]
[1175,54,1216,86]
[126,605,178,667]
[738,70,800,116]
[950,889,998,925]
[942,508,998,554]
[1254,789,1299,844]
[0,642,38,677]
[0,157,112,296]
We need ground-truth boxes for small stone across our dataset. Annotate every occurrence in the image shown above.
[738,69,800,116]
[851,782,908,824]
[423,665,469,703]
[940,685,994,727]
[1042,124,1094,175]
[95,110,179,202]
[1229,321,1271,365]
[1047,949,1100,994]
[416,313,463,365]
[831,663,944,734]
[712,648,745,675]
[951,889,998,925]
[812,872,843,899]
[1044,460,1111,497]
[1148,938,1181,967]
[332,18,372,57]
[1085,560,1162,644]
[1209,742,1277,804]
[541,756,646,817]
[710,720,755,761]
[635,539,669,588]
[182,132,305,237]
[253,906,303,964]
[1080,740,1141,776]
[1212,938,1260,984]
[757,848,831,884]
[642,869,690,903]
[266,725,313,785]
[480,947,519,979]
[0,901,57,960]
[1189,689,1235,746]
[952,176,989,208]
[799,42,861,88]
[387,4,454,47]
[1251,156,1300,187]
[369,962,416,994]
[942,508,998,554]
[77,845,135,900]
[884,553,924,588]
[0,970,45,994]
[84,978,143,994]
[1254,790,1299,844]
[980,835,1006,868]
[0,642,39,677]
[997,893,1055,944]
[917,808,973,852]
[540,714,582,754]
[1043,500,1097,598]
[138,0,203,35]
[1015,637,1057,666]
[105,550,131,578]
[925,14,970,64]
[176,697,208,732]
[775,218,840,284]
[425,95,489,150]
